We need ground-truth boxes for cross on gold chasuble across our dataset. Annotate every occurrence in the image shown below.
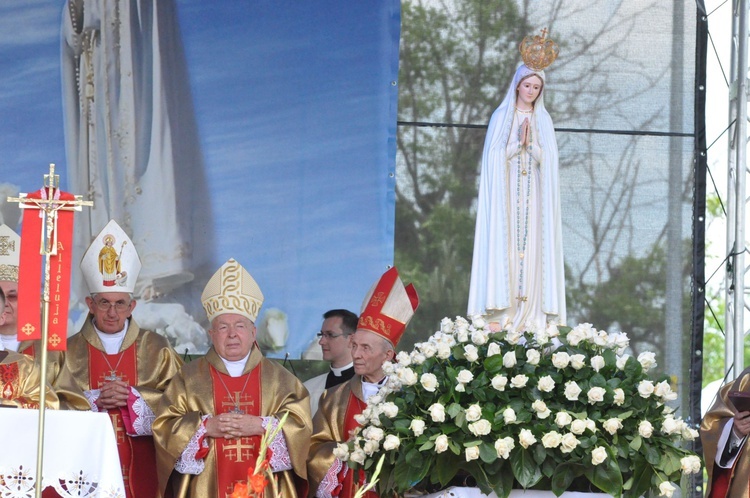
[210,366,262,498]
[87,343,158,498]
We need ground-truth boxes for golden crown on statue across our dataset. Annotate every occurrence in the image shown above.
[519,28,559,71]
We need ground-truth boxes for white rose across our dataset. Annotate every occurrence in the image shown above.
[552,351,570,369]
[436,344,452,360]
[382,362,396,375]
[350,447,366,464]
[420,373,439,392]
[585,419,597,432]
[541,431,562,448]
[455,383,466,392]
[566,327,586,346]
[616,354,630,370]
[555,411,572,427]
[455,316,469,331]
[410,419,425,437]
[537,375,555,393]
[435,434,450,453]
[428,403,446,423]
[603,418,623,435]
[457,369,474,385]
[532,399,548,414]
[613,388,625,406]
[506,329,522,345]
[495,437,515,459]
[570,354,586,370]
[491,374,508,391]
[503,407,517,424]
[471,330,488,345]
[610,332,630,353]
[564,381,582,401]
[593,330,609,347]
[590,355,605,372]
[464,344,479,362]
[638,351,657,371]
[682,426,699,441]
[680,455,701,474]
[637,380,655,398]
[526,349,541,365]
[560,433,579,453]
[364,426,385,441]
[396,351,411,366]
[534,329,550,346]
[440,317,454,333]
[503,351,517,368]
[468,419,492,436]
[487,342,502,357]
[638,420,654,438]
[354,413,367,425]
[383,434,400,451]
[398,367,418,386]
[591,446,608,465]
[411,352,426,365]
[518,428,537,449]
[587,386,606,404]
[661,415,680,435]
[367,394,383,406]
[363,439,379,455]
[455,327,469,343]
[333,442,350,460]
[380,402,399,418]
[465,404,482,422]
[471,315,487,329]
[570,419,587,435]
[546,323,560,338]
[510,374,529,388]
[659,482,676,498]
[655,381,677,401]
[420,342,437,358]
[465,445,480,462]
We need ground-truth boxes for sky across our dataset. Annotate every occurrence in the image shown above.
[0,1,400,357]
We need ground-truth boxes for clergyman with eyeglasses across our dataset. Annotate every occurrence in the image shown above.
[54,219,183,498]
[304,309,358,415]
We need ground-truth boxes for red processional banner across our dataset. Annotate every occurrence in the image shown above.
[16,188,76,351]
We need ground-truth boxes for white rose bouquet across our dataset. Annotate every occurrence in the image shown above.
[345,318,701,498]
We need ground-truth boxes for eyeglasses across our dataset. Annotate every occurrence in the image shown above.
[93,299,132,313]
[317,332,344,340]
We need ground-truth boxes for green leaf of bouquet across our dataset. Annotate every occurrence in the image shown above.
[447,403,462,419]
[629,435,642,451]
[434,453,459,487]
[393,455,420,492]
[419,441,435,451]
[603,348,617,365]
[491,462,514,498]
[644,442,661,465]
[660,451,681,476]
[628,459,654,498]
[584,456,623,497]
[484,355,505,373]
[617,410,633,420]
[479,441,497,464]
[532,443,547,465]
[551,462,584,496]
[590,373,607,387]
[511,447,543,488]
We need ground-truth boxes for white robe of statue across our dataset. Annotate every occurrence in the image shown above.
[61,0,212,302]
[467,64,565,330]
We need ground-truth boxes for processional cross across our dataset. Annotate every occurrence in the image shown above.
[7,164,92,498]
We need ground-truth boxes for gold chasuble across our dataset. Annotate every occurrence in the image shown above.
[54,316,183,498]
[702,378,750,498]
[308,375,375,498]
[153,346,312,498]
[0,350,59,408]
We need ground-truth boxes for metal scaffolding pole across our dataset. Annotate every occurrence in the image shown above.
[725,0,749,379]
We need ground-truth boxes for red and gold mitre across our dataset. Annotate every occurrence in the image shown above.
[356,267,419,348]
[0,224,20,283]
[201,258,264,323]
[519,28,559,72]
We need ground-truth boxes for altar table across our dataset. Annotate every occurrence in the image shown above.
[0,408,125,498]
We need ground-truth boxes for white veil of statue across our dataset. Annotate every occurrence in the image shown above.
[467,34,566,331]
[61,0,213,306]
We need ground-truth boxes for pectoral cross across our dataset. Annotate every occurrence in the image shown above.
[221,392,254,415]
[104,371,122,382]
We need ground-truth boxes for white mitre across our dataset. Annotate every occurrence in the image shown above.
[201,258,264,323]
[0,224,20,283]
[81,220,142,294]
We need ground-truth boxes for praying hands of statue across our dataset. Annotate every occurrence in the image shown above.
[96,380,130,410]
[734,411,750,437]
[520,118,531,147]
[206,413,266,439]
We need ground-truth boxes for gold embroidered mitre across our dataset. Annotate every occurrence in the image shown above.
[201,258,264,323]
[80,220,142,294]
[0,224,20,283]
[519,28,559,72]
[356,266,419,348]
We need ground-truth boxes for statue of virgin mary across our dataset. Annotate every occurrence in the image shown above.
[468,31,566,331]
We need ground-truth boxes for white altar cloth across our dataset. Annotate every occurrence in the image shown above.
[0,408,125,498]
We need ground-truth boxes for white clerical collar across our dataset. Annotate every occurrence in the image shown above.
[361,375,387,402]
[94,319,129,355]
[331,362,354,376]
[0,334,19,352]
[220,353,251,377]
